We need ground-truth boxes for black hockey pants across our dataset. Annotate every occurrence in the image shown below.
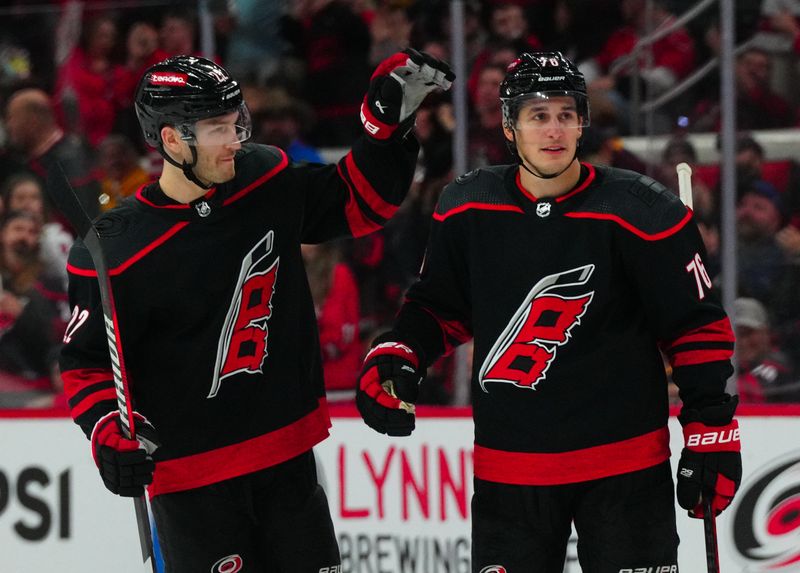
[151,449,340,572]
[471,461,679,573]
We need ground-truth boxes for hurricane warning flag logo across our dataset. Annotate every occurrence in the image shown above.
[730,451,800,570]
[209,231,278,398]
[479,265,594,392]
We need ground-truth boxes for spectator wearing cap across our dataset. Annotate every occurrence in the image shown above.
[251,88,324,164]
[736,179,789,302]
[734,297,800,403]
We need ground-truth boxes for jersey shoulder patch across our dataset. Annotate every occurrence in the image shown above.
[574,165,689,237]
[436,165,517,217]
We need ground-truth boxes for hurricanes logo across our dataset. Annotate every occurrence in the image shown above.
[479,265,594,392]
[730,451,800,570]
[209,231,278,398]
[211,554,243,573]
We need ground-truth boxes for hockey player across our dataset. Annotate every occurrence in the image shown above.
[60,52,453,572]
[356,52,741,572]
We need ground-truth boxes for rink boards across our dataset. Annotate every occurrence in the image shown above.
[1,405,799,572]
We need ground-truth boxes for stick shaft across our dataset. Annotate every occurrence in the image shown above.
[703,497,720,573]
[676,162,694,210]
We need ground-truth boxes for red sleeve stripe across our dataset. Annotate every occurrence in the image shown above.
[69,388,118,420]
[564,209,692,241]
[66,222,189,277]
[343,151,398,220]
[433,203,524,222]
[223,147,289,205]
[413,304,471,354]
[670,348,734,367]
[62,368,112,396]
[663,318,735,351]
[336,161,383,238]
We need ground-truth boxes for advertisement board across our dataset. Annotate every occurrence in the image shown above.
[1,406,799,572]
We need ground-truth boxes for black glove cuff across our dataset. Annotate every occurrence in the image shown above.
[679,394,738,426]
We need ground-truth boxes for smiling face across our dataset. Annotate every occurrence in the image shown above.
[503,95,583,177]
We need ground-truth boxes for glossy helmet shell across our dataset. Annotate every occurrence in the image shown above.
[500,51,590,129]
[135,55,244,147]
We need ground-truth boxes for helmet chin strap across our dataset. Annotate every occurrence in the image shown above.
[159,144,214,190]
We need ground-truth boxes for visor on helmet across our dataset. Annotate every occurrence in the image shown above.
[502,91,590,130]
[178,102,252,146]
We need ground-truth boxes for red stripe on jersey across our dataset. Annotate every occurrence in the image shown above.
[224,147,289,205]
[557,163,596,202]
[664,318,735,350]
[136,185,218,209]
[671,348,734,367]
[66,223,190,277]
[514,163,596,204]
[564,209,692,240]
[337,162,383,237]
[474,427,670,485]
[344,151,398,219]
[147,402,331,497]
[433,203,524,222]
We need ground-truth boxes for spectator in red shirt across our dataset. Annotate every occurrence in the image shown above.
[302,242,362,402]
[578,0,695,133]
[54,13,124,148]
[690,47,795,132]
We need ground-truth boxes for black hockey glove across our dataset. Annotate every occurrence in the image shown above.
[356,332,425,436]
[91,411,160,497]
[360,48,454,142]
[676,395,741,518]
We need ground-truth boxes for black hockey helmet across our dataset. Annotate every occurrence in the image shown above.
[135,55,251,148]
[500,51,590,130]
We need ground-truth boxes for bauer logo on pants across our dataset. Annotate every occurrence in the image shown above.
[479,265,594,392]
[209,231,278,398]
[729,450,800,570]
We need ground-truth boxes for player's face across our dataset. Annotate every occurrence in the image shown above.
[191,111,243,185]
[504,96,583,176]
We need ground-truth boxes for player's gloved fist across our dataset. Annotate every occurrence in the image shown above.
[676,396,742,518]
[361,48,455,141]
[356,332,425,436]
[91,411,160,497]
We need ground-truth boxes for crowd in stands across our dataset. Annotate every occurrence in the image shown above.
[0,0,799,409]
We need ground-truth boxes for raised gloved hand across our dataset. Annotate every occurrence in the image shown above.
[91,411,160,497]
[356,333,425,436]
[361,48,455,141]
[676,396,742,518]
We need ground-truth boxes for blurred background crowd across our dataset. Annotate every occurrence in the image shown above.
[0,0,799,410]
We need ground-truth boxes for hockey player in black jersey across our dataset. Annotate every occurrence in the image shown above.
[356,52,742,572]
[59,53,453,572]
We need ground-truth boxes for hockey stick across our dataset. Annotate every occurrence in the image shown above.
[703,495,721,573]
[676,162,694,210]
[676,163,721,572]
[51,166,156,571]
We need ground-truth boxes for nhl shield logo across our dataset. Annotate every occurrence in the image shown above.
[536,202,551,218]
[195,200,212,217]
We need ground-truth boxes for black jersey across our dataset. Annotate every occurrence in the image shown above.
[395,163,735,486]
[60,137,417,497]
